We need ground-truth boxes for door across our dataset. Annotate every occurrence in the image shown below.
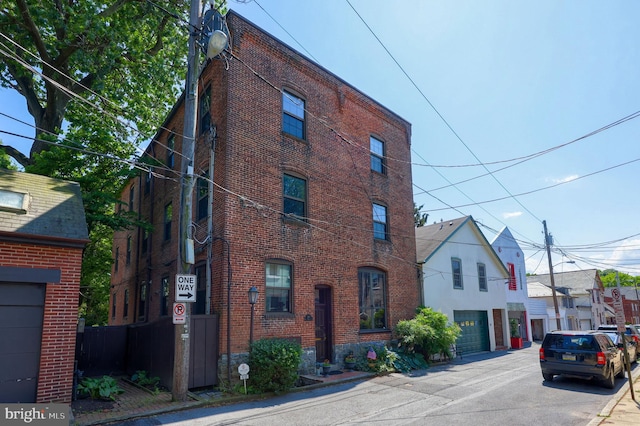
[454,310,490,355]
[315,286,332,362]
[0,282,45,402]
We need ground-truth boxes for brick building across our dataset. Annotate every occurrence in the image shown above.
[0,169,88,403]
[109,10,418,383]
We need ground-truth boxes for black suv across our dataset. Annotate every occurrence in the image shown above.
[539,330,624,388]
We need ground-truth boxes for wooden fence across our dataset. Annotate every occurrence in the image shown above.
[75,315,219,389]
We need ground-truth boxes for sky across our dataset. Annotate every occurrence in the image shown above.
[2,0,640,276]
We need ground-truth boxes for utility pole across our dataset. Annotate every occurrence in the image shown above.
[173,0,201,402]
[543,220,562,330]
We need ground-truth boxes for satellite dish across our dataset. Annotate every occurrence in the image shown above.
[207,30,228,59]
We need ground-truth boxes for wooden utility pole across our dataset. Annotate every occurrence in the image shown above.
[543,220,562,330]
[173,0,201,402]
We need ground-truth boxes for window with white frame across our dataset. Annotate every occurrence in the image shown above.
[266,261,292,313]
[478,263,487,291]
[283,173,306,219]
[452,258,463,289]
[372,203,388,240]
[282,90,305,139]
[370,136,386,174]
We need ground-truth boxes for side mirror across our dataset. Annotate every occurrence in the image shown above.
[617,342,625,349]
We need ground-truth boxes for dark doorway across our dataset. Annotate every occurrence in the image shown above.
[0,282,45,402]
[314,286,332,362]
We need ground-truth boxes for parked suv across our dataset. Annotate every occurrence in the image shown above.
[539,330,624,388]
[597,324,640,344]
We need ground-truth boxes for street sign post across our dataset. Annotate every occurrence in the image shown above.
[175,274,197,302]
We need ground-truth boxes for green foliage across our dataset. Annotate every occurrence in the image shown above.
[247,338,303,394]
[131,370,161,394]
[78,376,123,401]
[600,269,640,287]
[509,319,520,338]
[395,307,461,361]
[414,203,429,227]
[359,346,397,374]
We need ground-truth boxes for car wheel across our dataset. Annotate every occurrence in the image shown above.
[542,373,554,382]
[602,366,616,389]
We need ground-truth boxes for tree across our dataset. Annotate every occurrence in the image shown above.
[0,0,225,324]
[414,202,429,227]
[600,269,640,287]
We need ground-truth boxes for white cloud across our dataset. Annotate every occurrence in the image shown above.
[503,211,523,219]
[551,174,579,184]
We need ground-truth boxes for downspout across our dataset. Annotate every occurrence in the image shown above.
[205,126,216,314]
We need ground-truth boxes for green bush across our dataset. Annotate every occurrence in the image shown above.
[131,370,161,393]
[77,376,123,401]
[396,306,461,361]
[248,338,303,393]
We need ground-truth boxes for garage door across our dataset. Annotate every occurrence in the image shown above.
[454,310,490,355]
[0,283,45,402]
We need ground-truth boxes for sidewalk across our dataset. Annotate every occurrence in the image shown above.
[591,363,640,425]
[71,370,372,426]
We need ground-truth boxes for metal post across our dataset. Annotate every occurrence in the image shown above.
[173,0,201,402]
[543,220,562,330]
[249,304,255,346]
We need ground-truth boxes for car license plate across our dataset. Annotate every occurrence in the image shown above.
[562,354,576,361]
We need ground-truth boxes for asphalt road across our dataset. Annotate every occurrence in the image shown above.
[123,343,633,426]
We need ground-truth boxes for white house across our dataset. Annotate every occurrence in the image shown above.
[490,226,532,342]
[526,269,605,331]
[527,280,569,337]
[416,216,510,355]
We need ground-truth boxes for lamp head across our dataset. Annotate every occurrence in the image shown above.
[207,30,228,59]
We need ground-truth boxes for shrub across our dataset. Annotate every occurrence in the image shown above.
[396,306,461,361]
[77,376,123,401]
[248,338,303,393]
[131,370,161,393]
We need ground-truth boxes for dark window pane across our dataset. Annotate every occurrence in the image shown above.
[283,114,304,139]
[358,268,387,330]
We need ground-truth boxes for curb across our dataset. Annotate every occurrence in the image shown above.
[587,363,640,426]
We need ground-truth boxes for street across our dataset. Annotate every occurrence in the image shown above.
[122,343,632,426]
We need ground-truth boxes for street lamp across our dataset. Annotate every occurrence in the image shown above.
[248,286,258,345]
[553,260,575,269]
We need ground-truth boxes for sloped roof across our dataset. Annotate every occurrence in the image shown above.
[0,169,88,242]
[415,216,468,262]
[526,269,600,295]
[527,281,554,297]
[415,215,508,276]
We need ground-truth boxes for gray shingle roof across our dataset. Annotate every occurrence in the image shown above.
[526,269,600,295]
[415,216,469,262]
[0,169,88,241]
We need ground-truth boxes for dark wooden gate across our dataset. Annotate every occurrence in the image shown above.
[314,286,332,362]
[76,314,219,389]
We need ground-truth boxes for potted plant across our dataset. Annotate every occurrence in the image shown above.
[510,319,523,349]
[322,359,331,375]
[344,352,357,370]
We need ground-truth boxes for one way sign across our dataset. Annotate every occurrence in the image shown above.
[175,274,197,302]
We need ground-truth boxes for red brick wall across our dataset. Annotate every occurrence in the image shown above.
[0,241,82,403]
[110,12,418,364]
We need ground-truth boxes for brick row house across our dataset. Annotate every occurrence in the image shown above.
[0,169,88,403]
[109,10,418,385]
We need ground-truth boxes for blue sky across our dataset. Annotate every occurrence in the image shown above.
[2,0,640,275]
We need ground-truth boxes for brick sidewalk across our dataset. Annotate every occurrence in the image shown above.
[72,379,200,426]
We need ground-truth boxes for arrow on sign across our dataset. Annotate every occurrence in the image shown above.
[179,292,193,299]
